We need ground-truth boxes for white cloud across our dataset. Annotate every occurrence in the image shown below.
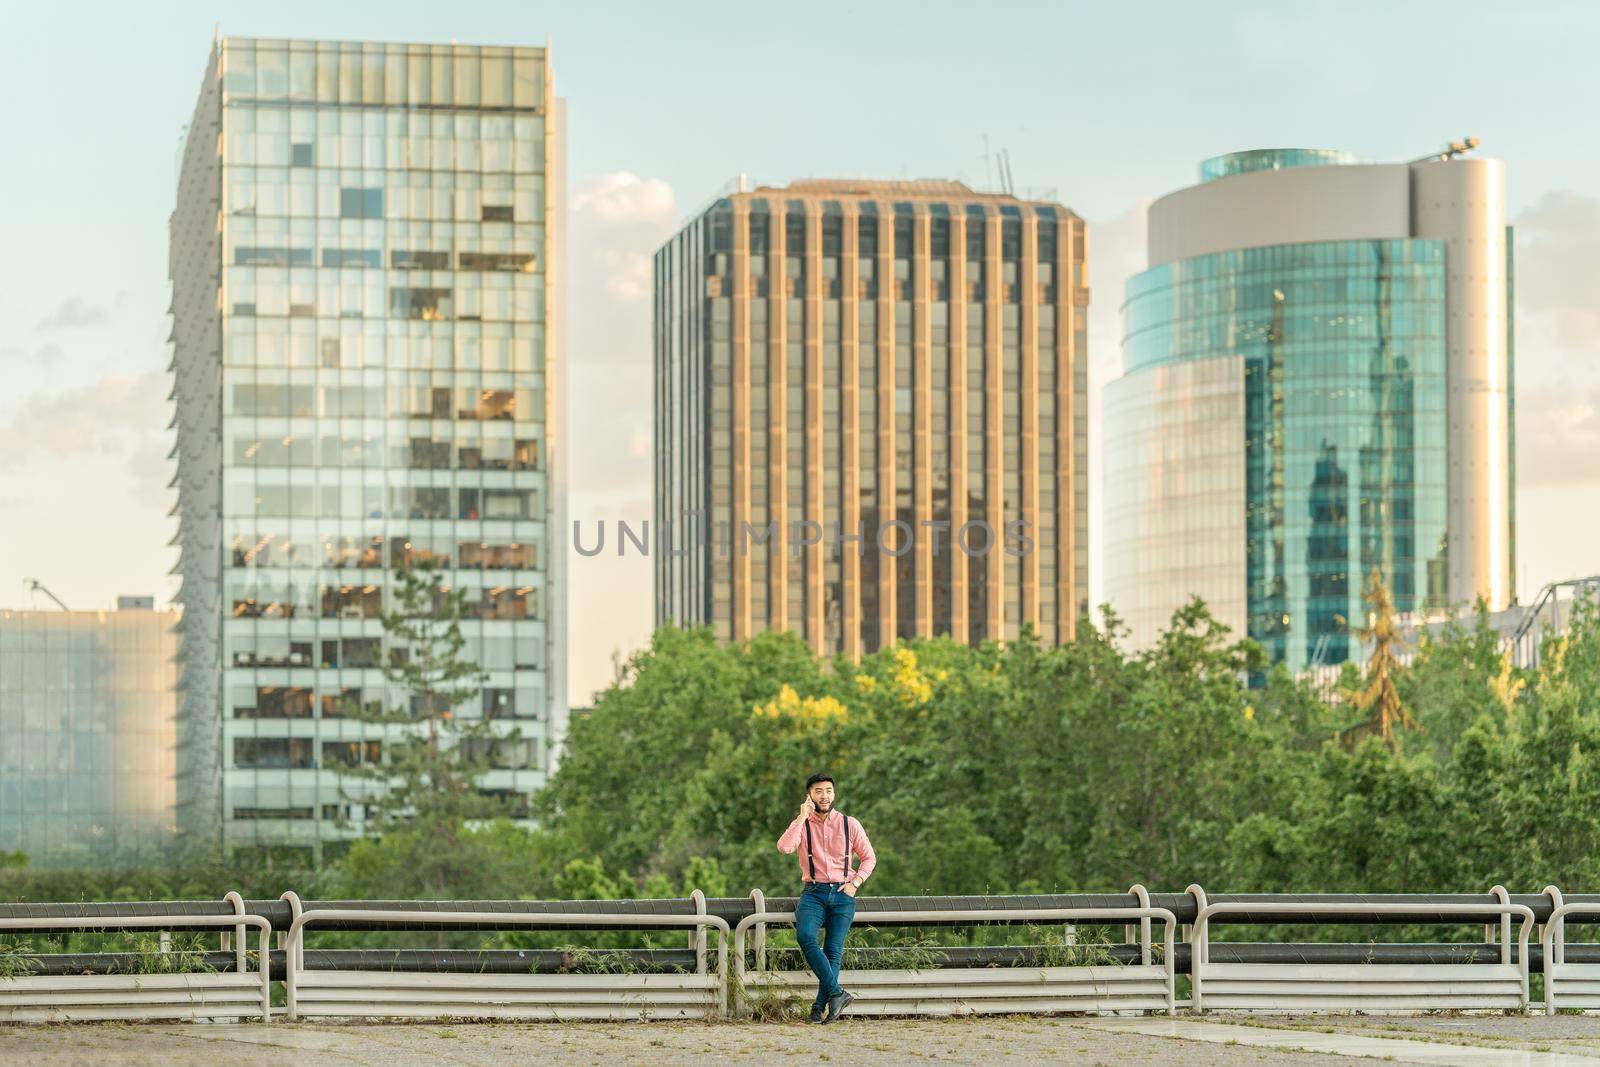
[1517,386,1600,487]
[0,373,171,491]
[1515,190,1600,358]
[36,297,112,331]
[571,172,680,309]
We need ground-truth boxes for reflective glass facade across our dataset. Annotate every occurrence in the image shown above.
[1199,149,1358,183]
[656,181,1089,655]
[171,38,562,859]
[0,610,177,866]
[1114,239,1448,670]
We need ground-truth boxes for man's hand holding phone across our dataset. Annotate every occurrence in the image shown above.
[798,798,816,820]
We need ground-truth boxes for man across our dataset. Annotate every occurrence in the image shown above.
[776,772,877,1023]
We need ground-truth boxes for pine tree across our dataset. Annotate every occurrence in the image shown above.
[1340,567,1421,749]
[336,557,519,891]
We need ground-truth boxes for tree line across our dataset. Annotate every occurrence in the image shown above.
[6,566,1600,906]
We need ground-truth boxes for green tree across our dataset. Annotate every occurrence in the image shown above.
[335,557,520,897]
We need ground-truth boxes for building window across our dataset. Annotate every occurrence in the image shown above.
[392,250,450,270]
[459,542,536,569]
[459,251,536,272]
[290,143,313,167]
[390,288,453,321]
[234,806,315,820]
[340,187,384,219]
[321,740,382,768]
[482,203,514,222]
[233,686,314,719]
[232,738,314,769]
[322,248,381,269]
[234,246,313,267]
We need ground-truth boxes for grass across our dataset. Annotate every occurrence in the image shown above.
[552,945,644,975]
[0,938,38,980]
[740,979,808,1023]
[842,935,943,973]
[1028,925,1122,968]
[107,933,218,976]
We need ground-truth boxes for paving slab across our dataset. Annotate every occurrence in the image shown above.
[1083,1016,1600,1066]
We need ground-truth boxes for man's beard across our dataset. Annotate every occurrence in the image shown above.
[814,800,832,813]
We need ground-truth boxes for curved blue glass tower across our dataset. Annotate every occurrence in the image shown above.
[1107,149,1512,671]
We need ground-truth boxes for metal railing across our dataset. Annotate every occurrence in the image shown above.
[0,893,272,1023]
[282,896,729,1021]
[733,888,1178,1017]
[1188,884,1535,1013]
[15,886,1600,1020]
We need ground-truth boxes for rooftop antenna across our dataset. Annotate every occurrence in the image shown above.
[24,579,69,612]
[999,148,1015,195]
[1409,135,1481,164]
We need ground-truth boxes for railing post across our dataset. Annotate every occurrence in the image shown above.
[691,890,707,975]
[280,890,305,1020]
[1186,884,1209,1014]
[1542,885,1565,1016]
[224,891,247,973]
[1128,884,1152,966]
[1490,885,1512,966]
[750,889,767,972]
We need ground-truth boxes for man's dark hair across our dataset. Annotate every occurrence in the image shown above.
[804,772,834,790]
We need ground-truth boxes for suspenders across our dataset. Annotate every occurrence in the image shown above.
[803,812,852,884]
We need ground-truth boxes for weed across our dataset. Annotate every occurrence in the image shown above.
[1028,925,1120,968]
[739,978,807,1022]
[844,935,943,973]
[553,945,641,975]
[0,938,37,980]
[107,933,217,976]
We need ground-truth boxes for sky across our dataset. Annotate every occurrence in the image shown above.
[1,0,1597,706]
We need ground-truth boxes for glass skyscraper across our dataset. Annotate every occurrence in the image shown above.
[1106,148,1514,671]
[171,37,566,859]
[655,179,1089,654]
[0,605,177,866]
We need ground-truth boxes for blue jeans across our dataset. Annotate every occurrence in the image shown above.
[794,883,856,1008]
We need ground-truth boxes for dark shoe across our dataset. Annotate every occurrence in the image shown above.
[807,1004,825,1024]
[820,989,855,1023]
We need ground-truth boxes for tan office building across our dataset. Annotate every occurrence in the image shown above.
[654,179,1088,655]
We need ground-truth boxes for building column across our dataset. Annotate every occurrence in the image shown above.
[949,213,969,643]
[876,202,897,647]
[841,203,862,658]
[804,206,825,653]
[1020,215,1040,631]
[912,207,933,638]
[731,201,752,641]
[768,204,788,630]
[983,206,1004,641]
[1055,215,1079,640]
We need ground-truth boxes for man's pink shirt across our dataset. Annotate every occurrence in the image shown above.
[776,809,877,886]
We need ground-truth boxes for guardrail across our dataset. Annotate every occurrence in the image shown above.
[1188,884,1534,1013]
[0,892,271,1023]
[1537,886,1600,1014]
[733,885,1177,1017]
[281,892,729,1021]
[12,886,1600,1021]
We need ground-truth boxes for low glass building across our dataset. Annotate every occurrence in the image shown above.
[1106,148,1513,671]
[0,606,177,866]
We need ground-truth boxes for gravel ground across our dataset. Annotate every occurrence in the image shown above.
[0,1018,1378,1066]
